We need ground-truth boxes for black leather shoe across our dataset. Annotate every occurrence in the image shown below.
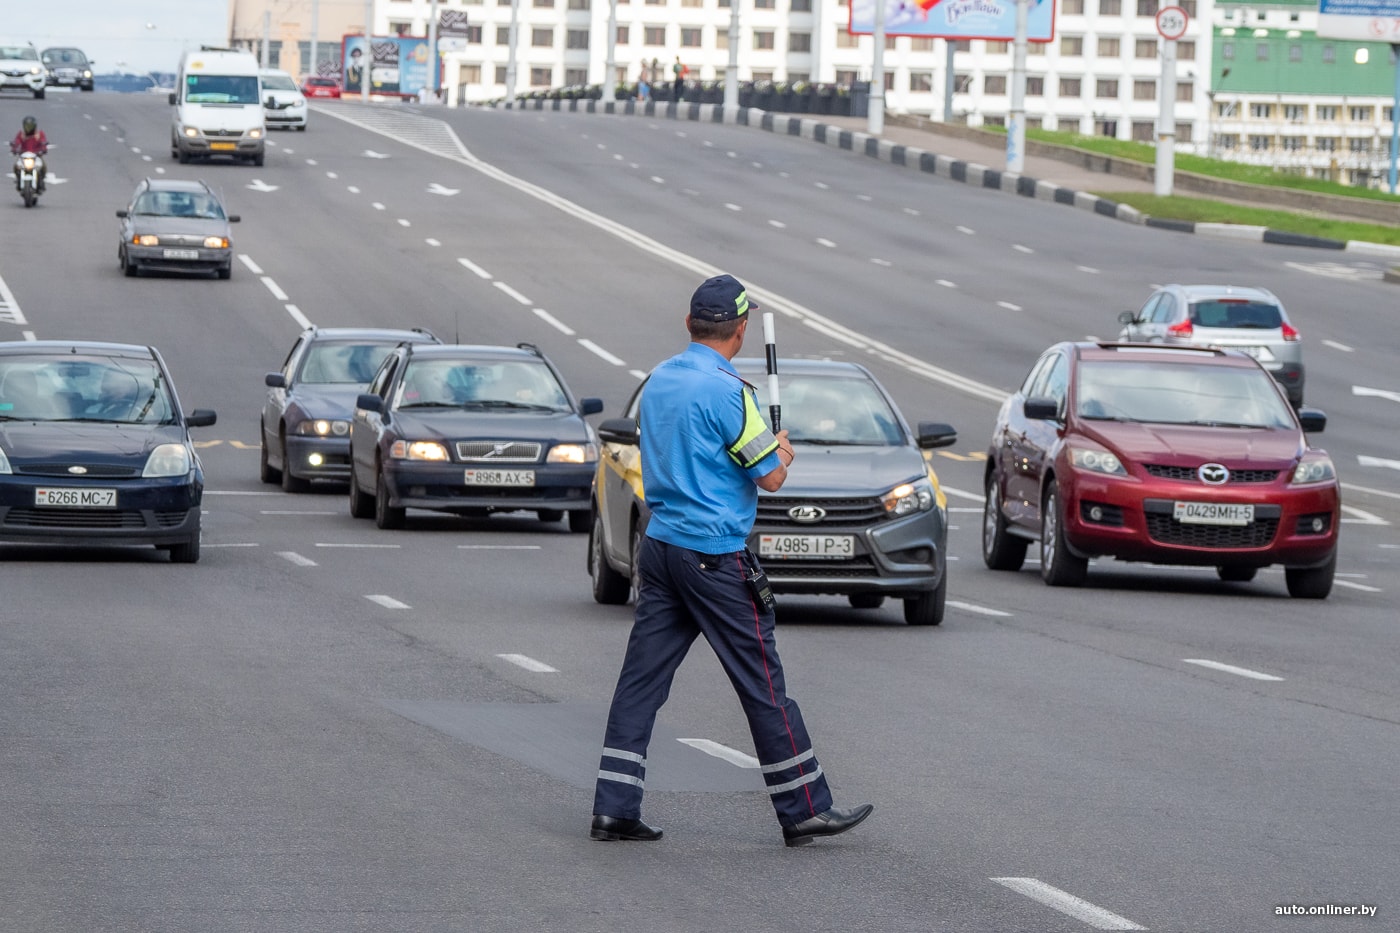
[590,815,663,841]
[782,804,874,847]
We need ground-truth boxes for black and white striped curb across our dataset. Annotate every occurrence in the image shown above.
[496,97,1400,260]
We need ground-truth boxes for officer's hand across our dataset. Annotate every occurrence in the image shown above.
[776,430,794,466]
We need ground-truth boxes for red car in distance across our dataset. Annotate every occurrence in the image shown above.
[982,342,1339,598]
[300,75,340,98]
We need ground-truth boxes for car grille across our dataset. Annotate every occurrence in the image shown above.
[20,463,141,478]
[1144,465,1279,483]
[2,508,189,529]
[203,128,244,137]
[1142,500,1280,548]
[765,556,880,578]
[157,234,214,247]
[455,441,540,462]
[756,495,886,527]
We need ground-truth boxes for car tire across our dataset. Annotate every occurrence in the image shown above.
[590,510,631,605]
[216,264,231,280]
[33,89,44,100]
[167,532,200,564]
[1040,479,1088,587]
[982,474,1028,571]
[1285,551,1335,599]
[903,574,946,626]
[1217,564,1258,583]
[374,467,405,529]
[537,509,564,524]
[348,463,374,519]
[296,125,306,132]
[568,509,590,534]
[848,593,885,610]
[279,434,310,493]
[177,150,191,165]
[259,426,280,483]
[252,153,265,167]
[120,247,138,278]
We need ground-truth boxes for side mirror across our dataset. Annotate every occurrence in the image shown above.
[264,372,287,388]
[186,409,217,428]
[265,96,275,108]
[597,417,639,445]
[115,209,128,218]
[356,393,383,413]
[1023,396,1060,421]
[227,215,241,223]
[168,91,176,105]
[1296,408,1326,434]
[1117,310,1137,325]
[579,397,604,416]
[915,421,958,450]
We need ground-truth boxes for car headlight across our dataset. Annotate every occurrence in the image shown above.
[29,66,42,75]
[295,419,350,437]
[83,70,92,78]
[203,236,230,249]
[247,127,263,139]
[882,478,935,516]
[143,443,192,477]
[1292,456,1336,485]
[134,234,160,246]
[0,447,11,474]
[182,126,200,138]
[1070,446,1127,476]
[390,440,449,461]
[547,443,598,464]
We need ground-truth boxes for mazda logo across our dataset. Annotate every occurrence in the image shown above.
[788,505,827,523]
[68,465,88,475]
[1198,463,1230,485]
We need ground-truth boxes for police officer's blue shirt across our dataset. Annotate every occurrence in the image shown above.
[640,343,780,554]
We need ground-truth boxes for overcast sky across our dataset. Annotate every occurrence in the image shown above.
[12,1,230,74]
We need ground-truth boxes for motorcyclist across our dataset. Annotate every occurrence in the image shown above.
[11,116,48,192]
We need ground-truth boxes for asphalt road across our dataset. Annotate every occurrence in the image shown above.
[1,92,1396,933]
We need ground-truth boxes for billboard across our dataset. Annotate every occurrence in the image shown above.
[342,35,432,97]
[849,0,1057,41]
[1316,0,1400,41]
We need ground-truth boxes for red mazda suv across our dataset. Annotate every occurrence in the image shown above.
[982,342,1339,598]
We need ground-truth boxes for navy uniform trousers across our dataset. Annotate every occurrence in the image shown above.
[593,536,834,828]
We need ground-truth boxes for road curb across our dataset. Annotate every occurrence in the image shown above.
[495,97,1400,257]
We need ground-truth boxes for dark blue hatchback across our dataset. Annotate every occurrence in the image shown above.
[0,341,216,562]
[348,343,603,531]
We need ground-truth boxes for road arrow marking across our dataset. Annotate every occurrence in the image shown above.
[48,176,69,185]
[1353,385,1400,404]
[246,179,279,192]
[427,182,459,195]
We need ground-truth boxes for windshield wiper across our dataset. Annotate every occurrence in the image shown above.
[1182,420,1264,429]
[798,438,872,446]
[461,400,557,411]
[398,401,459,409]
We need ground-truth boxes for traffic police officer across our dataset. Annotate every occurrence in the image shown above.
[590,273,874,847]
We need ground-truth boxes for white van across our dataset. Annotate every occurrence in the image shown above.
[170,47,265,165]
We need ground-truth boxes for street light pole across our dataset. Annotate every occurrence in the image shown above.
[1389,43,1400,194]
[603,0,617,103]
[724,0,740,110]
[362,0,372,102]
[311,0,320,77]
[1155,34,1178,196]
[868,0,885,135]
[428,0,439,98]
[1007,0,1028,172]
[505,0,519,105]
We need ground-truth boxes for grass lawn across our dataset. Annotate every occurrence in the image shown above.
[1097,193,1400,246]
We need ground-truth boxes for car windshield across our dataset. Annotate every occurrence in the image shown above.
[1074,360,1295,428]
[43,49,86,65]
[261,73,297,90]
[308,78,335,86]
[1188,299,1283,329]
[749,372,903,446]
[133,190,225,219]
[184,74,259,104]
[0,356,173,424]
[299,342,397,385]
[2,47,39,61]
[396,360,570,411]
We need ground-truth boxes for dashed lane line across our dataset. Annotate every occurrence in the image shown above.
[457,257,492,279]
[579,339,625,366]
[991,878,1145,931]
[678,739,760,768]
[497,654,558,672]
[1182,659,1284,682]
[278,551,318,567]
[366,594,411,609]
[947,601,1012,617]
[493,281,532,305]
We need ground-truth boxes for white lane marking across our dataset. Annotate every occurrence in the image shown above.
[596,142,607,150]
[1358,455,1400,470]
[816,238,837,248]
[629,369,648,380]
[947,601,1012,617]
[260,510,337,515]
[956,225,975,235]
[204,490,286,496]
[457,544,543,550]
[1353,385,1400,404]
[284,304,313,328]
[203,543,259,548]
[677,738,760,768]
[650,175,665,184]
[726,151,737,158]
[579,339,625,366]
[363,150,391,159]
[1183,659,1284,682]
[347,185,360,193]
[1340,504,1389,525]
[427,182,460,195]
[0,272,30,325]
[372,202,386,211]
[997,301,1022,311]
[681,188,700,196]
[613,153,623,161]
[426,238,441,247]
[533,308,576,335]
[366,594,411,609]
[903,207,920,215]
[130,146,141,153]
[814,181,829,189]
[629,162,639,169]
[1343,481,1400,501]
[326,171,338,179]
[305,158,317,165]
[1013,244,1034,253]
[278,551,318,567]
[316,542,401,548]
[857,194,872,201]
[238,255,264,274]
[497,653,558,673]
[246,179,279,193]
[942,485,983,502]
[457,257,492,279]
[768,219,786,228]
[725,203,742,211]
[493,281,532,305]
[22,330,35,341]
[397,218,411,227]
[871,258,893,267]
[936,279,957,288]
[992,878,1145,931]
[1077,265,1101,274]
[261,277,289,301]
[142,155,152,162]
[1334,579,1383,593]
[1323,340,1353,352]
[154,167,166,175]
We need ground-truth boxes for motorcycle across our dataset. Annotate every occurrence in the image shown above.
[12,151,44,208]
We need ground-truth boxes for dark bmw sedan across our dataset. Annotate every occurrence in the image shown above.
[260,326,440,492]
[0,341,216,562]
[589,358,958,625]
[348,343,603,530]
